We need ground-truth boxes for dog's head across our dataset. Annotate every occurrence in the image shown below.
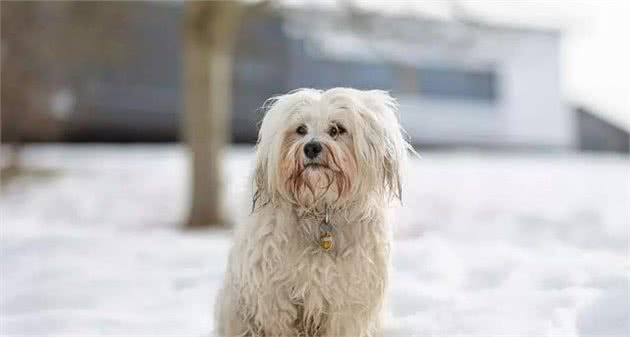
[253,88,411,210]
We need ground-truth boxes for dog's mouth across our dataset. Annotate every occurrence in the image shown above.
[304,162,326,169]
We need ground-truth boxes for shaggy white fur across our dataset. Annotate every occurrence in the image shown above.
[215,88,412,337]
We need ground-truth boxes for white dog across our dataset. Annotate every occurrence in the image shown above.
[216,88,412,337]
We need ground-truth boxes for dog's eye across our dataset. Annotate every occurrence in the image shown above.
[296,125,307,136]
[329,124,346,138]
[329,126,338,138]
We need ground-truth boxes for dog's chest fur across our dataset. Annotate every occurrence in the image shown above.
[238,205,389,335]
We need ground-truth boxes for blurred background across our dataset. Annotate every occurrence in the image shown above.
[1,1,628,336]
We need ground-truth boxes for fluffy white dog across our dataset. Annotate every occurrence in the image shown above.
[216,88,412,337]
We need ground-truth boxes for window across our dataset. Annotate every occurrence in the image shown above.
[417,67,497,101]
[292,59,395,91]
[288,39,395,90]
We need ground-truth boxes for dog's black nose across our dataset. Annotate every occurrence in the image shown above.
[304,141,323,159]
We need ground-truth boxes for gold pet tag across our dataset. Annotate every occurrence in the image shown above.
[319,223,334,251]
[320,233,333,251]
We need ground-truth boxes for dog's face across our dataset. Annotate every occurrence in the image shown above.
[277,100,357,207]
[253,88,409,209]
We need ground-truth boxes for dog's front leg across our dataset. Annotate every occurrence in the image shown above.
[218,288,298,337]
[322,311,381,337]
[253,287,300,337]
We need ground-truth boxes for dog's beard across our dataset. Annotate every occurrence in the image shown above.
[280,142,354,208]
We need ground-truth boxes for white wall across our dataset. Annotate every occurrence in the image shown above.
[500,32,574,148]
[398,26,574,149]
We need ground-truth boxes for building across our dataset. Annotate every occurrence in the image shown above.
[5,2,626,152]
[276,8,574,150]
[575,106,629,152]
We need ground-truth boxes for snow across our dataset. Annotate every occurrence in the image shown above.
[1,145,629,337]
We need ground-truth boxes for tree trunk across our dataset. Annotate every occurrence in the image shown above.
[183,1,241,228]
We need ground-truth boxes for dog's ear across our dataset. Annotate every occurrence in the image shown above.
[360,90,410,201]
[252,156,269,212]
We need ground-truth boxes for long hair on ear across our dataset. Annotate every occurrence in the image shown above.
[251,157,269,212]
[250,96,277,212]
[358,90,416,202]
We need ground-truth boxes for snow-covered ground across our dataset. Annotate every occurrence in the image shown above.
[1,145,628,337]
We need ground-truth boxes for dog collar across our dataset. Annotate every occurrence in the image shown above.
[319,211,334,251]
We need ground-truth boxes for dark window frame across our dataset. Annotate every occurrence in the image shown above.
[416,67,498,102]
